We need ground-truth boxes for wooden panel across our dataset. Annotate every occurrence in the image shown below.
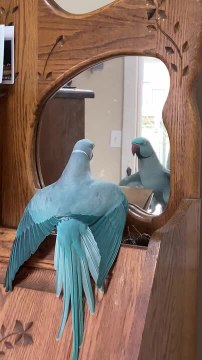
[0,201,199,359]
[126,199,200,360]
[37,98,85,186]
[0,247,146,359]
[0,285,74,359]
[80,246,146,359]
[1,0,38,227]
[0,96,6,224]
[0,201,198,359]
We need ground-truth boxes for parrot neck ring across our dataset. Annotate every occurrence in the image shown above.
[138,154,151,159]
[73,149,91,160]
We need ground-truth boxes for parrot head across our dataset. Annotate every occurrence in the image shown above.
[73,139,95,160]
[131,137,154,159]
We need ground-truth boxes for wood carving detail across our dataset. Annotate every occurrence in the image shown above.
[146,0,189,83]
[0,1,19,26]
[0,320,33,356]
[38,35,66,81]
[37,0,189,86]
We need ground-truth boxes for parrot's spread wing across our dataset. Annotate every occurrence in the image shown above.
[90,195,128,288]
[4,206,58,291]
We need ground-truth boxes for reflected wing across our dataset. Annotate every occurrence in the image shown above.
[119,172,142,187]
[90,196,128,288]
[4,206,58,291]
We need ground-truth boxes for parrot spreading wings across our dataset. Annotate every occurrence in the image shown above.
[119,136,170,210]
[4,139,128,360]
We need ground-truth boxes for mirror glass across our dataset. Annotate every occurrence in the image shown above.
[36,56,170,215]
[52,0,115,14]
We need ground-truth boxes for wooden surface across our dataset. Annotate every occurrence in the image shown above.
[0,285,74,359]
[0,200,199,359]
[0,247,146,359]
[126,199,200,360]
[0,0,38,227]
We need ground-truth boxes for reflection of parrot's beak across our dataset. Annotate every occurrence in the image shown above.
[132,143,139,156]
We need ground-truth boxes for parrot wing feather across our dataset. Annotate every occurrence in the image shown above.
[55,219,101,359]
[4,207,58,291]
[90,196,128,288]
[119,172,142,186]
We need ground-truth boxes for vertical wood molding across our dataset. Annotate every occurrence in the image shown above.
[1,0,38,226]
[126,199,201,360]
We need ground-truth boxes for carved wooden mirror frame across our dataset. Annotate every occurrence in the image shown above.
[0,1,201,358]
[0,0,202,265]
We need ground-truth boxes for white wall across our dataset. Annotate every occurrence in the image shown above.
[72,58,124,183]
[54,0,114,14]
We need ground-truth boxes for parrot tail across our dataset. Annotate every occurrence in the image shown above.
[54,218,101,360]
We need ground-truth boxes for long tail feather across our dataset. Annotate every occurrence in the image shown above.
[55,219,100,360]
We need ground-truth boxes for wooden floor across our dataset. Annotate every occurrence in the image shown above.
[0,247,147,360]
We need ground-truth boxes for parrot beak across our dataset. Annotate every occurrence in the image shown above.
[132,143,139,156]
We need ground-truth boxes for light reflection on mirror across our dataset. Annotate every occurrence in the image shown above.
[37,56,170,215]
[52,0,115,14]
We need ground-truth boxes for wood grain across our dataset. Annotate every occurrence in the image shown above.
[37,97,85,186]
[126,199,200,360]
[0,247,146,359]
[0,201,198,360]
[0,0,38,227]
[0,0,201,237]
[0,285,74,359]
[0,1,201,359]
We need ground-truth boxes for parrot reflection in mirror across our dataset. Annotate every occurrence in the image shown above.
[119,136,170,213]
[4,139,128,360]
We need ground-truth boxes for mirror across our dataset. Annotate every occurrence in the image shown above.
[36,56,170,215]
[52,0,115,14]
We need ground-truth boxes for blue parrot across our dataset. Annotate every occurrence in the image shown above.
[120,136,170,210]
[4,139,128,360]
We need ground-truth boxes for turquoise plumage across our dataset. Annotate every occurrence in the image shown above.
[4,139,128,360]
[120,137,170,210]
